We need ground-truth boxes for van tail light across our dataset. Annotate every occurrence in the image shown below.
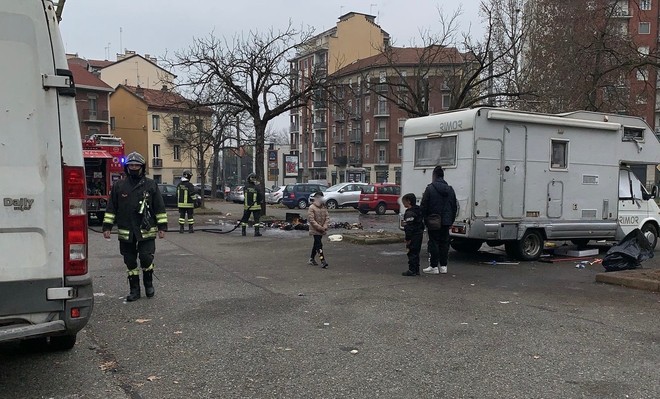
[289,193,295,198]
[63,166,88,276]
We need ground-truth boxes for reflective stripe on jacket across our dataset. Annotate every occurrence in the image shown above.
[243,184,262,210]
[177,181,196,208]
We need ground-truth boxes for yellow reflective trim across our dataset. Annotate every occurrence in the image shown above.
[156,213,167,218]
[127,268,140,276]
[143,264,154,272]
[103,213,115,223]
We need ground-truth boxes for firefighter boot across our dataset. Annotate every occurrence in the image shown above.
[127,275,141,302]
[143,270,155,298]
[241,225,247,236]
[189,224,194,234]
[254,226,262,237]
[179,224,185,234]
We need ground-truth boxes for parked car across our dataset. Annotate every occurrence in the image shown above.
[264,187,277,204]
[282,183,328,209]
[358,183,401,215]
[227,186,244,203]
[308,182,367,209]
[158,184,179,208]
[271,185,286,204]
[193,183,225,198]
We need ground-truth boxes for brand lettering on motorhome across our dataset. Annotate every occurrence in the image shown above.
[618,215,639,225]
[3,197,34,211]
[438,120,463,132]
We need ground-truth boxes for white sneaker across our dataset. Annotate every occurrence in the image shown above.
[439,266,448,274]
[423,266,439,274]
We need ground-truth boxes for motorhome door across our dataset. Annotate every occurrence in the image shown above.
[501,125,527,218]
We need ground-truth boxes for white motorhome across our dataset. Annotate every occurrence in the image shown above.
[0,1,93,349]
[401,107,660,260]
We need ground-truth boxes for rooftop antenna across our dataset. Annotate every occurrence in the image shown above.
[370,3,377,15]
[104,42,111,60]
[119,27,123,55]
[135,61,140,87]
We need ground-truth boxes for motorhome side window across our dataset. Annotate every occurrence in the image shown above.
[622,127,644,142]
[619,169,645,200]
[550,140,568,169]
[414,136,457,168]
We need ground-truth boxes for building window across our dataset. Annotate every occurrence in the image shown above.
[365,120,370,134]
[110,116,116,131]
[87,96,97,119]
[152,114,160,131]
[377,119,387,136]
[442,94,451,110]
[153,174,162,184]
[173,145,181,161]
[365,144,370,160]
[637,68,649,81]
[397,143,403,159]
[378,147,387,164]
[640,0,651,10]
[398,119,407,134]
[153,144,161,159]
[639,22,651,34]
[550,140,568,169]
[365,96,370,112]
[173,116,180,136]
[379,71,386,83]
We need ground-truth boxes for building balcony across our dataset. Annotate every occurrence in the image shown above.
[374,105,390,117]
[349,132,362,143]
[333,156,347,166]
[82,109,109,122]
[290,124,300,133]
[373,131,389,142]
[313,160,328,168]
[376,84,388,93]
[289,142,299,150]
[313,121,327,130]
[351,113,362,121]
[314,101,328,110]
[166,130,185,142]
[152,158,163,168]
[376,156,389,165]
[313,138,327,148]
[611,7,631,18]
[348,156,362,167]
[334,113,346,123]
[334,135,346,144]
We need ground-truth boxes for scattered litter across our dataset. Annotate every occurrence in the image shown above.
[297,293,305,296]
[99,361,117,371]
[553,246,599,257]
[380,251,407,256]
[603,229,654,272]
[174,331,183,334]
[226,213,231,216]
[460,322,469,325]
[284,348,293,351]
[498,301,511,304]
[146,376,159,382]
[255,276,269,279]
[350,349,359,354]
[328,234,343,242]
[323,323,330,326]
[135,319,152,324]
[493,323,499,325]
[173,381,179,384]
[533,355,541,360]
[376,229,384,233]
[470,284,475,286]
[481,261,520,265]
[93,293,106,297]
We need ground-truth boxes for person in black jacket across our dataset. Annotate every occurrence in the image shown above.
[420,165,458,275]
[102,152,168,301]
[177,170,198,234]
[401,193,425,276]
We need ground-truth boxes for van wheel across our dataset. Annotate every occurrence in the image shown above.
[49,334,77,351]
[297,199,308,209]
[514,230,544,261]
[641,223,658,249]
[326,199,338,209]
[570,239,590,248]
[450,239,483,253]
[375,202,387,215]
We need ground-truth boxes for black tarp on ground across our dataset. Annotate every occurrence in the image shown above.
[602,229,654,272]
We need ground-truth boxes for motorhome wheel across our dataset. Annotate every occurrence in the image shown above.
[641,223,658,249]
[515,230,544,261]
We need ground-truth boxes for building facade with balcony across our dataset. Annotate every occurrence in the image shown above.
[289,12,390,183]
[327,46,463,185]
[110,85,212,184]
[68,61,113,138]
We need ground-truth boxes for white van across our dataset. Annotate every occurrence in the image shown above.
[401,107,660,260]
[0,1,93,349]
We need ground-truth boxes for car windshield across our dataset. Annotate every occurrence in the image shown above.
[362,185,375,194]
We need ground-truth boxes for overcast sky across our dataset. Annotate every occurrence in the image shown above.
[60,0,484,61]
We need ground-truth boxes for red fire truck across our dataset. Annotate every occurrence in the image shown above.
[82,134,125,224]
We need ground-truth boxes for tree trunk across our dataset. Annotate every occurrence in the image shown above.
[255,123,267,215]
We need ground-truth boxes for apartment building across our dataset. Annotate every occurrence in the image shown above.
[289,12,390,182]
[67,60,113,138]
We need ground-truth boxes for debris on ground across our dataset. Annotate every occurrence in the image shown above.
[602,229,654,272]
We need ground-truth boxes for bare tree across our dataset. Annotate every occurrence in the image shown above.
[171,23,329,214]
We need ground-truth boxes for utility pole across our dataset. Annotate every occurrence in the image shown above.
[236,115,242,185]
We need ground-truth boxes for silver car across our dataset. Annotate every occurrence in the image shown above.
[309,182,367,209]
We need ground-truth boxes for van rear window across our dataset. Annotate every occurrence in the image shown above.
[362,185,375,194]
[414,136,457,168]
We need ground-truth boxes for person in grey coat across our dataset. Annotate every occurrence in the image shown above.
[307,191,330,268]
[420,165,458,274]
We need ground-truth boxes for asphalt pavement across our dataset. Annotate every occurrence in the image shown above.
[1,204,659,399]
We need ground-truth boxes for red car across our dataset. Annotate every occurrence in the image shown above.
[358,183,401,215]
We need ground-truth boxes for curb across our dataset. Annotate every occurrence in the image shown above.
[342,232,404,245]
[595,270,660,292]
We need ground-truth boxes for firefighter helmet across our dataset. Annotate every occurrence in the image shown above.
[246,173,258,184]
[183,170,193,179]
[124,151,146,176]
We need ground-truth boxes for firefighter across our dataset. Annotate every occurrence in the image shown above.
[102,152,168,302]
[177,170,198,234]
[240,173,263,237]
